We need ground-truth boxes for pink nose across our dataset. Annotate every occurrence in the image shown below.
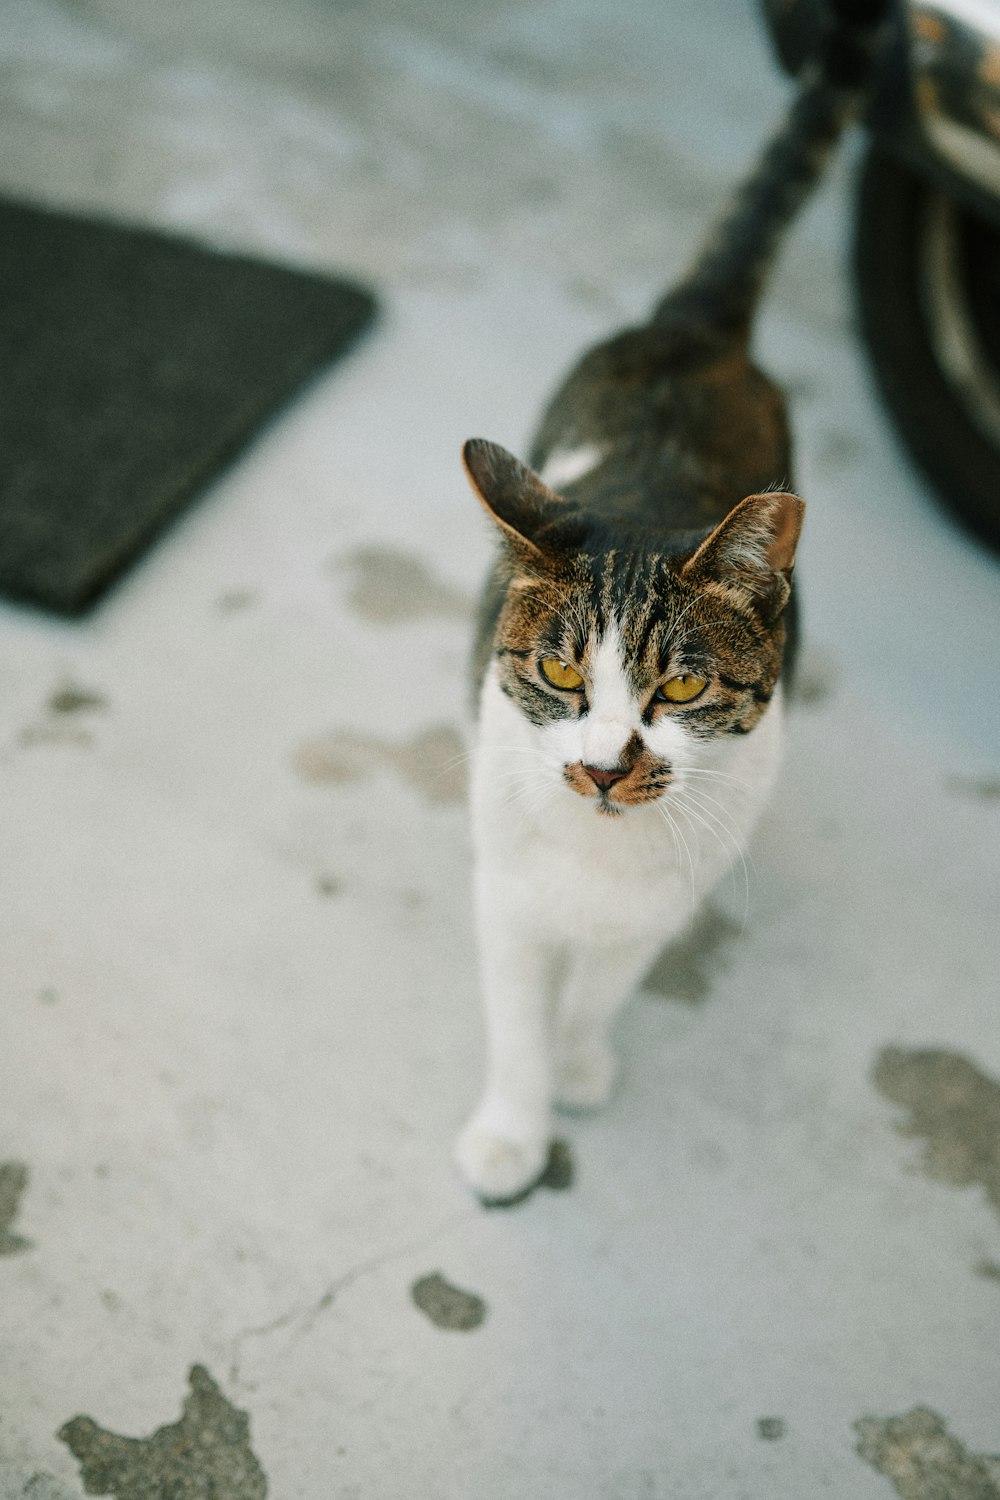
[584,765,627,791]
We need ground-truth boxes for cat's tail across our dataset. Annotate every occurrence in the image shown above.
[652,0,888,341]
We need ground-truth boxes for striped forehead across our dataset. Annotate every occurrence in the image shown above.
[539,546,686,680]
[589,547,681,678]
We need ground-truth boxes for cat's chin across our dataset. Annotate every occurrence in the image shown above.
[564,782,663,817]
[560,782,653,816]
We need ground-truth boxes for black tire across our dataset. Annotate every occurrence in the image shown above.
[853,142,1000,553]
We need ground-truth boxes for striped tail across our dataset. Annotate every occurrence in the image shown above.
[654,0,888,340]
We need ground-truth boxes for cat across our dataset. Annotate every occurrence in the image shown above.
[455,0,885,1203]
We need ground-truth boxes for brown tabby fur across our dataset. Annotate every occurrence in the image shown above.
[466,3,887,759]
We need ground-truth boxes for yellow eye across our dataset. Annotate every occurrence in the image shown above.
[657,673,708,703]
[540,658,584,691]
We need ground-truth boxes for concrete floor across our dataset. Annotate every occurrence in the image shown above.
[2,2,1000,1496]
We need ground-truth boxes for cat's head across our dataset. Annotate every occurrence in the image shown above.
[464,438,803,816]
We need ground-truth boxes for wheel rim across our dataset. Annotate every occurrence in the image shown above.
[921,189,1000,449]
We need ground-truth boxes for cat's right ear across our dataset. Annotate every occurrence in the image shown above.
[462,438,564,563]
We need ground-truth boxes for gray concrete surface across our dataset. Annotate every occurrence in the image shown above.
[2,1,999,1496]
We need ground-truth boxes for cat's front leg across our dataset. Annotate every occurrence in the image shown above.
[553,931,672,1111]
[455,888,560,1203]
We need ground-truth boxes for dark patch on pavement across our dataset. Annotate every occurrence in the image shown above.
[946,774,1000,804]
[539,1138,574,1191]
[217,588,257,612]
[792,649,838,708]
[316,873,344,898]
[411,1272,487,1331]
[815,425,863,471]
[564,273,622,317]
[975,1258,1000,1283]
[643,907,741,1005]
[873,1047,1000,1218]
[334,544,471,624]
[18,723,94,749]
[48,684,107,715]
[757,1417,786,1441]
[22,1474,77,1500]
[0,1162,32,1255]
[18,681,107,748]
[855,1407,1000,1499]
[295,723,466,805]
[59,1364,267,1499]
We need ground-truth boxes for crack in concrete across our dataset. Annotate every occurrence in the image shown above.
[228,1208,476,1389]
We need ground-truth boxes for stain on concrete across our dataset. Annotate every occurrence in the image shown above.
[642,907,741,1005]
[295,723,466,805]
[411,1271,487,1331]
[873,1047,1000,1218]
[815,425,864,471]
[18,722,94,749]
[792,647,838,708]
[0,1161,32,1255]
[18,681,107,749]
[564,273,623,317]
[48,684,107,715]
[855,1407,1000,1499]
[539,1138,574,1192]
[217,588,257,613]
[22,1474,78,1500]
[946,774,1000,804]
[333,544,471,625]
[975,1258,1000,1283]
[757,1417,786,1441]
[59,1364,267,1500]
[316,873,344,898]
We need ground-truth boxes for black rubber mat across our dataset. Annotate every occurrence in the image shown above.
[0,198,377,614]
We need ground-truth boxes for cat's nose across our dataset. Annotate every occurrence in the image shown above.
[584,764,627,791]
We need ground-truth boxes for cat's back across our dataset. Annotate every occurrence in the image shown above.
[529,315,792,539]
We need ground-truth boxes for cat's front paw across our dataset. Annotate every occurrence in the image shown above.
[455,1113,549,1205]
[553,1042,618,1112]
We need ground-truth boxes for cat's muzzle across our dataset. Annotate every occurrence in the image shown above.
[562,756,672,812]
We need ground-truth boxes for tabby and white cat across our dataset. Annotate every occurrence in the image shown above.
[456,3,884,1202]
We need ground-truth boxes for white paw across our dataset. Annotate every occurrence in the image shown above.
[454,1114,549,1204]
[553,1043,618,1112]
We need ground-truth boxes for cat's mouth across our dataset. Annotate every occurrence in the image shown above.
[562,758,671,812]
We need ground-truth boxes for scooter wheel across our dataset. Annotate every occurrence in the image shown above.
[854,141,1000,553]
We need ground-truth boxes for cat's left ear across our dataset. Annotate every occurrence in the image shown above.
[681,490,805,620]
[462,438,565,562]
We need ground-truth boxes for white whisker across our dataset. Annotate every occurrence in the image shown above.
[671,788,751,928]
[656,799,697,914]
[680,766,754,792]
[679,783,758,878]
